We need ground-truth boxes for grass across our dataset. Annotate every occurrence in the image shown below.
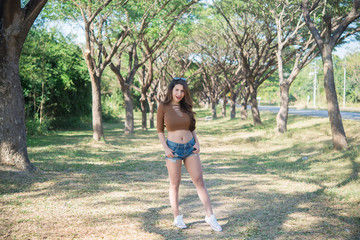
[1,108,360,239]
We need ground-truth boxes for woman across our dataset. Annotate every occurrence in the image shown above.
[157,77,222,232]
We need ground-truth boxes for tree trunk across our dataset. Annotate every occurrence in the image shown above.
[83,45,105,141]
[109,63,135,134]
[0,51,35,171]
[90,75,104,141]
[230,91,237,119]
[123,87,135,134]
[140,92,147,130]
[147,95,155,128]
[39,80,45,125]
[240,102,247,120]
[222,91,226,117]
[276,83,290,133]
[0,0,47,171]
[322,46,348,149]
[250,85,261,125]
[33,84,36,118]
[240,90,250,120]
[210,99,217,119]
[230,104,236,119]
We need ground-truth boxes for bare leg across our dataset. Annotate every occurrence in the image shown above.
[184,155,213,217]
[166,159,183,218]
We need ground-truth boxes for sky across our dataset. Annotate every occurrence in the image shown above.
[334,41,360,59]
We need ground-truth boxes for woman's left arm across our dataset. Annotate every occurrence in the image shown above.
[192,130,200,154]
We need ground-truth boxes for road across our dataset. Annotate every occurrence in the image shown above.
[256,106,360,121]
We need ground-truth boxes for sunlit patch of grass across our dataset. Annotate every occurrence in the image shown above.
[326,179,360,203]
[1,107,360,239]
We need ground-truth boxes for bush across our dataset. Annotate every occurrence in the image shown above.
[26,115,51,136]
[102,89,124,123]
[49,115,92,130]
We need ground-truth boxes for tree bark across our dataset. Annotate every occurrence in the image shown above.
[240,102,247,120]
[123,87,135,134]
[210,100,217,119]
[222,91,226,117]
[0,0,48,171]
[230,89,237,119]
[250,85,261,125]
[83,37,104,141]
[276,83,290,133]
[147,95,155,128]
[240,90,249,120]
[109,61,135,134]
[39,80,45,125]
[322,46,348,149]
[83,47,104,141]
[0,53,35,171]
[230,100,236,119]
[90,75,103,141]
[301,0,353,150]
[140,92,147,130]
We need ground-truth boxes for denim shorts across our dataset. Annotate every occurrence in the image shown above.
[165,138,196,163]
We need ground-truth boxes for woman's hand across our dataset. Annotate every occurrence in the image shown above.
[192,142,200,154]
[164,146,174,158]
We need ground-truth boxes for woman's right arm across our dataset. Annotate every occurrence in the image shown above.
[157,103,174,158]
[158,132,174,158]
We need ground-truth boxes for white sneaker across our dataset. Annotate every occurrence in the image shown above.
[205,214,222,232]
[173,215,187,229]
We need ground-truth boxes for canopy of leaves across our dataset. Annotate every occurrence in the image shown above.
[20,27,91,128]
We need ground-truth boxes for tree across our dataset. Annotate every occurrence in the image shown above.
[58,0,130,140]
[195,61,225,119]
[0,0,48,171]
[239,82,250,120]
[216,36,243,119]
[270,1,319,133]
[216,0,278,125]
[152,42,179,104]
[302,0,360,149]
[109,0,198,133]
[140,35,200,128]
[190,10,233,119]
[195,30,243,119]
[150,38,197,107]
[135,3,200,130]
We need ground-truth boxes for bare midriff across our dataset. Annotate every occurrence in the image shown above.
[167,130,193,143]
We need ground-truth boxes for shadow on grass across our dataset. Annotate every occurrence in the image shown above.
[27,133,92,148]
[0,169,48,195]
[1,123,166,199]
[2,115,360,239]
[335,149,359,188]
[172,140,358,238]
[137,141,360,239]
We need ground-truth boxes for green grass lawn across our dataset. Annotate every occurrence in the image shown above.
[1,108,360,239]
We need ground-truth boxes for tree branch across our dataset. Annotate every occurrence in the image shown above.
[330,5,360,48]
[302,0,324,50]
[21,0,48,39]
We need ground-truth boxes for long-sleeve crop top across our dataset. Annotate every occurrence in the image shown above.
[157,103,195,133]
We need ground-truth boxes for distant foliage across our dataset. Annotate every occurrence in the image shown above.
[20,27,91,133]
[343,52,360,103]
[102,89,124,122]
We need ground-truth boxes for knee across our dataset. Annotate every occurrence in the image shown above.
[192,176,205,188]
[169,179,181,189]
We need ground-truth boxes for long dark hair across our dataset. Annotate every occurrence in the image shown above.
[163,79,196,131]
